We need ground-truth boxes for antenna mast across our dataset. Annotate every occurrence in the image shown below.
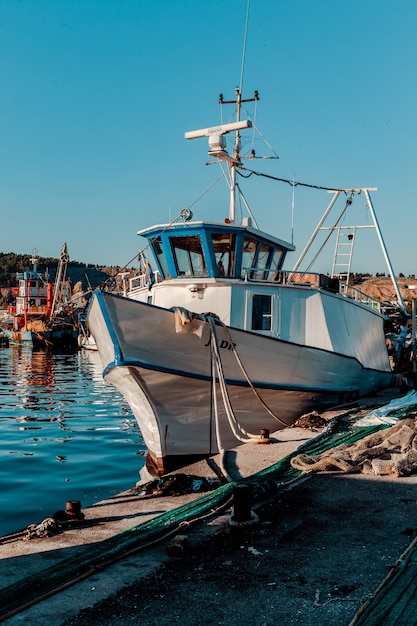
[218,89,258,222]
[239,0,251,95]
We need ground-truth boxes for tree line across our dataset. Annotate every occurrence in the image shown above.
[0,252,109,288]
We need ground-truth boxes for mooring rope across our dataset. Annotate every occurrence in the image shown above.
[209,317,259,445]
[214,317,291,427]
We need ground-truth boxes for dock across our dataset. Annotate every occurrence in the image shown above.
[1,386,417,625]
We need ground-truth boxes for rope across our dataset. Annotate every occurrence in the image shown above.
[229,509,259,527]
[187,312,296,474]
[209,317,260,445]
[210,332,234,481]
[34,332,53,346]
[215,318,291,427]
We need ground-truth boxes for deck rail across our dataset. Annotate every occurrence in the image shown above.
[128,265,382,314]
[242,267,382,313]
[129,270,160,295]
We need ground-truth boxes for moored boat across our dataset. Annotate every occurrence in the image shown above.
[1,243,80,349]
[87,87,408,476]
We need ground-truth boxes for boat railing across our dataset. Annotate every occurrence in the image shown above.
[129,270,160,295]
[16,304,49,316]
[242,267,382,313]
[243,267,322,286]
[18,288,47,297]
[338,282,382,312]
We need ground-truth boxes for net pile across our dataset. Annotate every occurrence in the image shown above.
[350,534,417,625]
[291,418,417,477]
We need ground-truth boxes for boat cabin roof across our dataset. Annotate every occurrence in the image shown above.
[16,270,41,282]
[137,220,295,281]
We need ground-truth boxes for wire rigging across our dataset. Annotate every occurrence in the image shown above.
[238,166,347,193]
[240,107,279,159]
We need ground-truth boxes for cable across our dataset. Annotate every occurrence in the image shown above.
[238,166,347,192]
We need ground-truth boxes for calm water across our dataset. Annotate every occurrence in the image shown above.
[0,346,146,537]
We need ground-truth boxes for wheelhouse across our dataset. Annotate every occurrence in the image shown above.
[138,220,295,282]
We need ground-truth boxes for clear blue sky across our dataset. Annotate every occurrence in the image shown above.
[1,0,416,275]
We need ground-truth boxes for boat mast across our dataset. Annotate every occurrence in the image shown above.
[219,89,259,223]
[25,254,39,328]
[230,88,241,223]
[184,113,252,223]
[50,243,70,319]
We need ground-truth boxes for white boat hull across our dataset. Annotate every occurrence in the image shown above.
[88,291,393,474]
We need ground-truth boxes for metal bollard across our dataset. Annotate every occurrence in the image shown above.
[231,484,252,523]
[65,500,83,519]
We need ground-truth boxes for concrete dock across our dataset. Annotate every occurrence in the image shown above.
[1,386,417,625]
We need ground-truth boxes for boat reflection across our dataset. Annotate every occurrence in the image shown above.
[7,347,68,429]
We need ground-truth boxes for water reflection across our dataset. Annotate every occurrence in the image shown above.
[9,347,57,418]
[0,346,145,536]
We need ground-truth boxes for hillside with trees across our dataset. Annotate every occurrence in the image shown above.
[0,252,118,288]
[0,251,123,308]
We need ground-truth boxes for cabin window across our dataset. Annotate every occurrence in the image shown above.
[253,244,272,279]
[170,235,208,277]
[268,249,285,281]
[211,233,236,277]
[151,236,170,278]
[242,238,258,279]
[252,294,272,330]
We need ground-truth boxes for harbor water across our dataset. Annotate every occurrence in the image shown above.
[0,346,146,537]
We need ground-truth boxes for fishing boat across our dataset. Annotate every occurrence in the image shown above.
[87,87,408,476]
[1,243,80,348]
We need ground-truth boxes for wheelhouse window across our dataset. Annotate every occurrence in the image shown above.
[268,248,285,281]
[252,294,272,331]
[170,235,208,277]
[253,244,272,280]
[211,233,236,277]
[151,236,170,278]
[242,238,258,279]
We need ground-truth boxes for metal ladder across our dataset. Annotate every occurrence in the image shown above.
[331,227,356,282]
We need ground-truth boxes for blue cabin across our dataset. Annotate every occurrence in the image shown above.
[138,219,295,283]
